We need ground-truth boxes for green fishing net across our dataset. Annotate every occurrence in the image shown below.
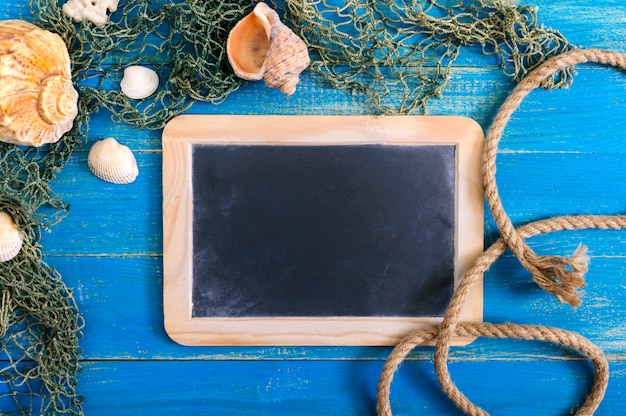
[282,0,574,113]
[0,0,571,413]
[0,107,88,414]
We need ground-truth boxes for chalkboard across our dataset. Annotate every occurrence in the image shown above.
[162,115,484,346]
[191,144,455,318]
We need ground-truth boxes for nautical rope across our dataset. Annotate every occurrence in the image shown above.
[483,48,626,309]
[377,48,626,415]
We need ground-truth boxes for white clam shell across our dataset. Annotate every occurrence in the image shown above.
[88,138,139,184]
[119,65,159,100]
[0,212,23,262]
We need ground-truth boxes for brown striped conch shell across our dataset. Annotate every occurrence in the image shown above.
[226,2,310,95]
[0,20,79,147]
[0,212,23,262]
[88,138,139,185]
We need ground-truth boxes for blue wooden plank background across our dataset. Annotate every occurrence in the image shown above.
[3,0,626,414]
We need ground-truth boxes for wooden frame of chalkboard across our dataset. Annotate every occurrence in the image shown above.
[162,115,483,346]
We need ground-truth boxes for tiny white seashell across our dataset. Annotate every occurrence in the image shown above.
[62,0,120,26]
[120,66,159,100]
[0,212,23,262]
[88,138,139,184]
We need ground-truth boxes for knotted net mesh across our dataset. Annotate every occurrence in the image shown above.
[0,0,571,413]
[282,0,575,113]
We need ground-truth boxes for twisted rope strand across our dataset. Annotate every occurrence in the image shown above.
[378,48,626,415]
[438,48,626,414]
[377,215,615,415]
[483,48,626,308]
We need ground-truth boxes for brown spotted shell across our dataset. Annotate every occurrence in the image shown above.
[0,20,79,147]
[226,2,310,95]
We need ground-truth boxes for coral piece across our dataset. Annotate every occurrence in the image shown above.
[62,0,119,26]
[0,20,78,147]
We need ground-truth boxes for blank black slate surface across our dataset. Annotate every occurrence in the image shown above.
[191,144,455,318]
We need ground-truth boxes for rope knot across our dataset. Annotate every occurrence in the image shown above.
[525,244,589,308]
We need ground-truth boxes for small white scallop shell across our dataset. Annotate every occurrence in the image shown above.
[88,138,139,184]
[0,212,23,262]
[120,66,159,100]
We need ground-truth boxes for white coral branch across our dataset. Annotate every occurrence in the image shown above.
[62,0,119,26]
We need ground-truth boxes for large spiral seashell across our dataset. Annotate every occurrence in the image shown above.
[226,2,310,95]
[88,138,139,185]
[0,20,79,147]
[0,212,23,263]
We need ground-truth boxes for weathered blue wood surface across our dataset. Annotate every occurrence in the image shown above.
[3,0,626,414]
